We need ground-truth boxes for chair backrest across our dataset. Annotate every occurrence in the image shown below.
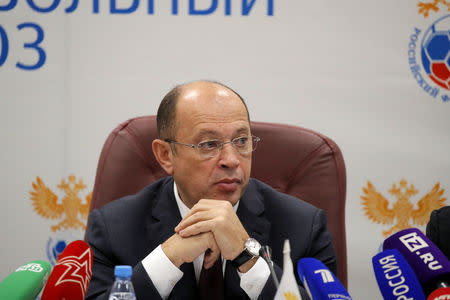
[88,115,347,286]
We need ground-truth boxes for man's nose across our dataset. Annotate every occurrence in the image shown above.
[217,143,240,169]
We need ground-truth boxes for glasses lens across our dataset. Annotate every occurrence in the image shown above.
[197,140,221,157]
[232,136,259,154]
[233,136,250,152]
[197,136,259,158]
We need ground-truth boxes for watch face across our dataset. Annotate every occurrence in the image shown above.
[245,238,261,256]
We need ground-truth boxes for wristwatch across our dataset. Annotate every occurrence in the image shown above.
[231,237,261,268]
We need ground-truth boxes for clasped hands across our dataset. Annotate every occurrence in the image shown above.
[162,199,254,272]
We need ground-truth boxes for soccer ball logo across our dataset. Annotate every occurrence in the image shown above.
[421,15,450,90]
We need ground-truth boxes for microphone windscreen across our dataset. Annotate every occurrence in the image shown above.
[0,260,51,300]
[383,228,450,290]
[41,240,93,300]
[297,257,352,300]
[372,249,425,300]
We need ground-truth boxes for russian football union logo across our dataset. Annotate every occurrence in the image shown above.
[421,15,450,91]
[409,3,450,102]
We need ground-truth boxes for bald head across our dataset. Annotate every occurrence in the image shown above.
[156,80,250,140]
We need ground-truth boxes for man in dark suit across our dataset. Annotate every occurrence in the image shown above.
[426,206,450,261]
[85,80,337,299]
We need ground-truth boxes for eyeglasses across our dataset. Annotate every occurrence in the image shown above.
[165,135,261,158]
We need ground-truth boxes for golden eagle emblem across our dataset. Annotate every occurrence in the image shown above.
[418,0,450,17]
[361,179,446,237]
[30,175,92,232]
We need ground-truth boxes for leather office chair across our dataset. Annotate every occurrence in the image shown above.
[88,115,348,287]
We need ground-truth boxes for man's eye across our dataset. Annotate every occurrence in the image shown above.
[198,140,220,150]
[234,137,249,147]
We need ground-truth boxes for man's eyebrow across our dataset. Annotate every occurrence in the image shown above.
[196,129,220,137]
[235,127,251,135]
[195,127,250,139]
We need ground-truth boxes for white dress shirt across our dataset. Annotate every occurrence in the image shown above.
[142,182,270,299]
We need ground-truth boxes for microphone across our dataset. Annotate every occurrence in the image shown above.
[297,257,352,300]
[0,260,51,300]
[427,288,450,300]
[41,240,93,300]
[427,287,450,300]
[383,228,450,296]
[372,249,426,300]
[259,245,279,289]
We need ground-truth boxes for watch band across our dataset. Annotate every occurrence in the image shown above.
[231,250,254,268]
[231,237,261,268]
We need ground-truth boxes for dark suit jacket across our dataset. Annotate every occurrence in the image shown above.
[85,177,337,299]
[426,206,450,261]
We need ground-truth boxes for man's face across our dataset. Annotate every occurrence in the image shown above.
[170,83,252,208]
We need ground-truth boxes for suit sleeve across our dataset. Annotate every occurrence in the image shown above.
[426,209,439,248]
[84,209,163,300]
[426,206,450,261]
[308,209,338,275]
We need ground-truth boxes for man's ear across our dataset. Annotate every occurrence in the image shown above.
[152,139,174,175]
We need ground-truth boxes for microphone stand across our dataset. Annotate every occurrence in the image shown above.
[260,246,279,289]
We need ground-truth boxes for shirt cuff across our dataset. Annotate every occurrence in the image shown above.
[142,245,183,299]
[237,257,271,300]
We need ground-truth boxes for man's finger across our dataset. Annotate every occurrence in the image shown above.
[203,254,220,269]
[180,201,214,220]
[178,220,213,237]
[175,211,214,232]
[182,199,230,221]
[203,235,221,269]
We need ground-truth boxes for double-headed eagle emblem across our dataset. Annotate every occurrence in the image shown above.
[361,179,446,237]
[30,175,92,232]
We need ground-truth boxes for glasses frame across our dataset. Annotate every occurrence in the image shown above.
[165,135,261,158]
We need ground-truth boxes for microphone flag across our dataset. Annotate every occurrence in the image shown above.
[274,239,302,300]
[0,260,52,300]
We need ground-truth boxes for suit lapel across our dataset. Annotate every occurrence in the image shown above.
[170,263,198,299]
[146,178,181,248]
[224,260,246,299]
[225,179,271,298]
[145,178,198,298]
[237,179,271,247]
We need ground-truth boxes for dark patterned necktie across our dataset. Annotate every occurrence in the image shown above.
[198,256,224,300]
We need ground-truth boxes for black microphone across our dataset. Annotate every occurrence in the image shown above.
[259,245,279,289]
